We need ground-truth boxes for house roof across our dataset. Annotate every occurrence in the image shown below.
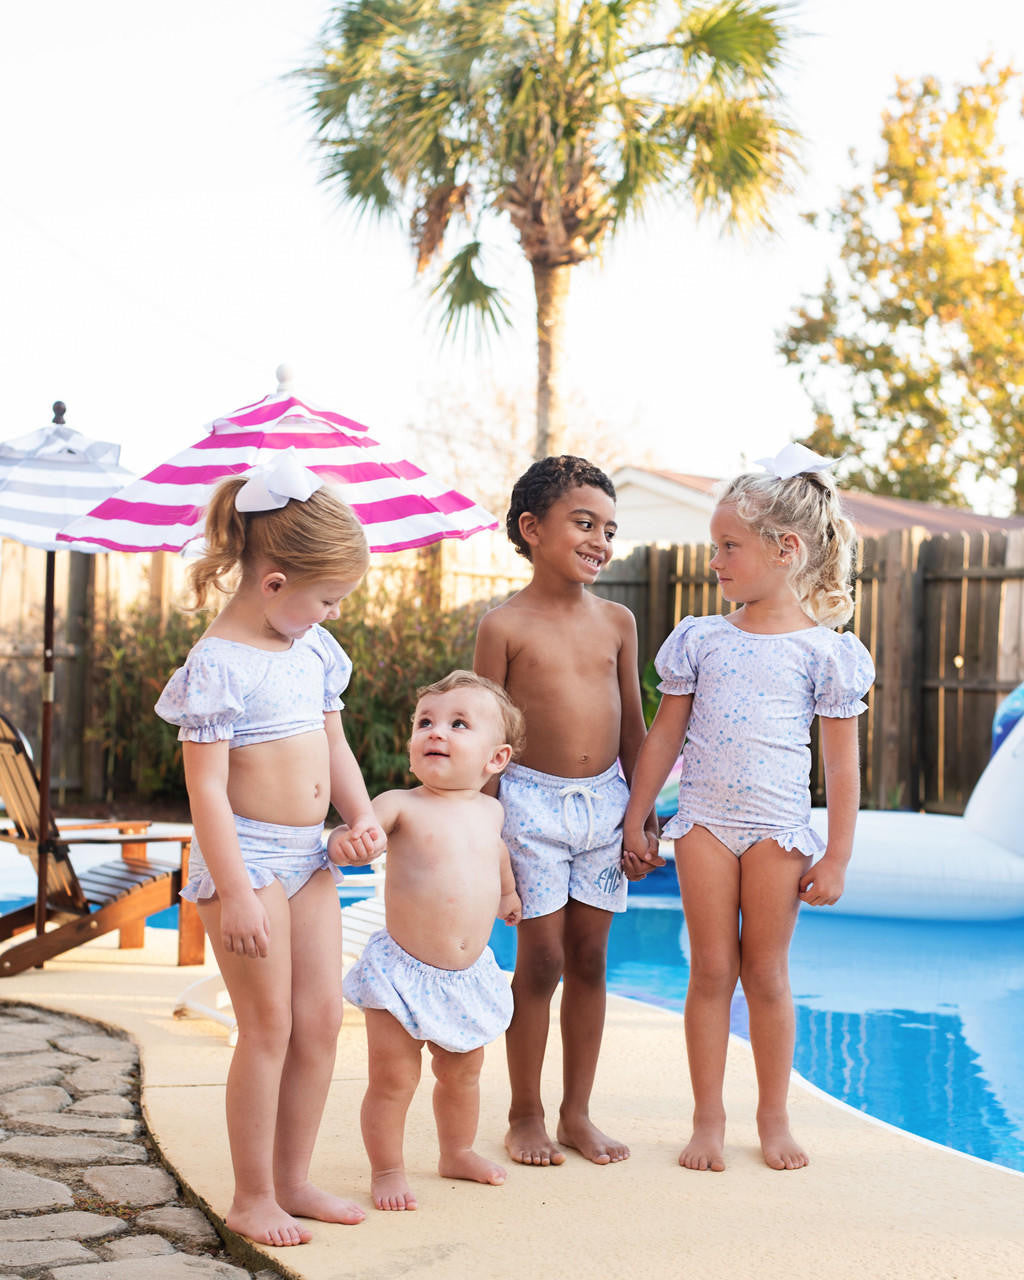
[615,467,1024,538]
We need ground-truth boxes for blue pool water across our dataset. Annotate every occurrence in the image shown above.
[491,890,1024,1175]
[6,869,1023,1174]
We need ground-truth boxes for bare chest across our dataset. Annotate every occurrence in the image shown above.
[509,618,619,687]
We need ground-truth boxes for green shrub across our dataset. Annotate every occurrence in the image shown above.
[641,657,661,729]
[88,604,210,803]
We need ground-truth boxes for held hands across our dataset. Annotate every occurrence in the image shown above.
[798,851,847,907]
[219,891,271,959]
[327,816,386,866]
[499,890,523,927]
[621,821,666,882]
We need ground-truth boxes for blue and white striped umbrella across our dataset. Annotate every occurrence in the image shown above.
[0,412,131,551]
[0,405,133,935]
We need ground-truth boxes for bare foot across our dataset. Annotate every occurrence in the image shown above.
[556,1114,630,1165]
[439,1148,507,1186]
[505,1116,566,1166]
[758,1114,809,1170]
[679,1121,726,1172]
[277,1180,365,1225]
[225,1195,312,1246]
[370,1168,418,1211]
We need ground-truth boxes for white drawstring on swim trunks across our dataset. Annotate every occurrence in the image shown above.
[559,783,598,848]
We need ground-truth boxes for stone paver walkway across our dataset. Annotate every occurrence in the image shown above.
[0,1001,282,1280]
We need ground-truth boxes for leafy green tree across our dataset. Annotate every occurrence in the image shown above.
[780,63,1024,509]
[302,0,797,458]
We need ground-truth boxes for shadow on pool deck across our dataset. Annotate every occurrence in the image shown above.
[1,928,1021,1280]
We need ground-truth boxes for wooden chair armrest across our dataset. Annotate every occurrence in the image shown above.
[54,820,153,833]
[67,833,192,867]
[63,834,191,847]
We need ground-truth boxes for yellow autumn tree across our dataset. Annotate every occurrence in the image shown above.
[780,62,1024,509]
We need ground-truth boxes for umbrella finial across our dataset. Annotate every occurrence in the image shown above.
[52,402,66,425]
[275,365,294,395]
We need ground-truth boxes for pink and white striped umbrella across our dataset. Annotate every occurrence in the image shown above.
[59,370,498,553]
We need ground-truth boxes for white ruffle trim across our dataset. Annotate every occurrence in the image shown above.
[814,697,868,719]
[176,723,234,744]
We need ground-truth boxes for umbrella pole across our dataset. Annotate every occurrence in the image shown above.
[35,549,56,940]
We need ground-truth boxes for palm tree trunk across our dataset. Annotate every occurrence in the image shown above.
[533,262,571,459]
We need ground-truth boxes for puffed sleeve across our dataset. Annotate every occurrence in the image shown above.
[312,625,353,712]
[154,645,248,743]
[654,615,701,696]
[812,631,875,718]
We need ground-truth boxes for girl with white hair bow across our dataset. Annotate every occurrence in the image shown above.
[157,450,384,1246]
[622,445,874,1175]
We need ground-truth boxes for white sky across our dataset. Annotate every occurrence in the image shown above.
[3,2,1023,505]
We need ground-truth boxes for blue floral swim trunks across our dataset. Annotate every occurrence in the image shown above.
[499,761,629,919]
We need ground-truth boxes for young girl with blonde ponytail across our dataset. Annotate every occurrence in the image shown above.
[156,450,384,1246]
[622,444,874,1174]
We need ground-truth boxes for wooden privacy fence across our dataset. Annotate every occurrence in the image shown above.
[593,529,1024,814]
[2,527,1021,814]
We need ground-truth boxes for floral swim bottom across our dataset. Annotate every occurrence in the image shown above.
[181,813,344,902]
[343,929,513,1053]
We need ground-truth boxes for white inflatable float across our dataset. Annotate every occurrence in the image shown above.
[808,713,1024,920]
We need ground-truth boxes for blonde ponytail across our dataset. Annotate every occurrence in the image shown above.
[188,478,250,609]
[187,474,369,610]
[716,470,856,628]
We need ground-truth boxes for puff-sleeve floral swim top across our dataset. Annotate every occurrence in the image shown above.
[655,614,874,845]
[155,624,352,748]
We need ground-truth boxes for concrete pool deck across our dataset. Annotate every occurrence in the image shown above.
[1,927,1022,1280]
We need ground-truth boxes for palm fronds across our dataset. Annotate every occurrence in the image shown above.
[430,241,511,339]
[301,0,799,362]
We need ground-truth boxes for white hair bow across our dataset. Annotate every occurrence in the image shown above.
[235,449,323,513]
[754,443,838,481]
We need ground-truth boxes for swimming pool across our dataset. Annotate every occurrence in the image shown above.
[485,888,1024,1175]
[4,859,1023,1174]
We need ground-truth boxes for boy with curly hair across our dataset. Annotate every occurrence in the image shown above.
[474,455,659,1167]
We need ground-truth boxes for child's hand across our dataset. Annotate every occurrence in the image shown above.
[326,825,357,865]
[622,850,651,881]
[621,820,646,860]
[621,826,665,880]
[499,890,522,926]
[798,852,846,907]
[218,890,270,959]
[347,814,387,863]
[328,819,385,866]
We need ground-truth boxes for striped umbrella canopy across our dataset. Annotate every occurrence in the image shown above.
[59,368,498,554]
[0,403,133,937]
[0,410,131,552]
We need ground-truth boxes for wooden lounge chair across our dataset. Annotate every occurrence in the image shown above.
[0,710,204,977]
[339,866,386,958]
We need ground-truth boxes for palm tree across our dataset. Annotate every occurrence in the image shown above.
[302,1,798,458]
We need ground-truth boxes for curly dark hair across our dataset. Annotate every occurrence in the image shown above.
[506,455,616,561]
